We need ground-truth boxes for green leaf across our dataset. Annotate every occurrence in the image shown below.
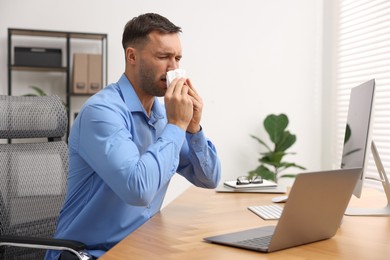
[23,86,47,97]
[277,162,306,171]
[29,86,47,96]
[264,114,288,144]
[276,131,296,152]
[259,151,286,166]
[250,135,271,152]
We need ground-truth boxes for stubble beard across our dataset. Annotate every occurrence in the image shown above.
[139,61,166,97]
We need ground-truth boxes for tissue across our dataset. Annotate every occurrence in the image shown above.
[166,69,186,86]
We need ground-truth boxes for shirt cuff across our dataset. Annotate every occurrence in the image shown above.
[164,123,186,150]
[186,128,207,153]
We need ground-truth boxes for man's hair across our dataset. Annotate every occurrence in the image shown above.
[122,13,182,50]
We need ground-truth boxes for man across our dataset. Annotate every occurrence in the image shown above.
[46,13,221,259]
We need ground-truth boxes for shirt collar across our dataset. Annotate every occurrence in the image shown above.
[117,74,164,121]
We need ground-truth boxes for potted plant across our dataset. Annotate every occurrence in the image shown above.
[23,86,67,110]
[23,85,47,96]
[248,113,306,183]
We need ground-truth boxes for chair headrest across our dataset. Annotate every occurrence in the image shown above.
[0,95,67,139]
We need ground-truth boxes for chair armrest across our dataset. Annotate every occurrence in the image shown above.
[0,235,92,260]
[0,235,86,251]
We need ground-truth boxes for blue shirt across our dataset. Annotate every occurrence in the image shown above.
[45,74,221,259]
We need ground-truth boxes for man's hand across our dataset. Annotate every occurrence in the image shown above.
[185,78,202,133]
[164,78,193,131]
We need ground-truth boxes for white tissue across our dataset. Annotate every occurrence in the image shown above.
[166,69,186,86]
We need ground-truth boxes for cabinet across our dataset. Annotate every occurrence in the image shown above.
[7,28,108,133]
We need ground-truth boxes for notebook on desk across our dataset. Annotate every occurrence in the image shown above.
[223,179,277,189]
[204,168,362,253]
[216,182,286,194]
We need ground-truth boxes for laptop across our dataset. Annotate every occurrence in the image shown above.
[204,168,362,253]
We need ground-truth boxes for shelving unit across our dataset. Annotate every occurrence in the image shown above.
[7,28,108,133]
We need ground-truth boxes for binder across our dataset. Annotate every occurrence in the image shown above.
[72,53,88,94]
[87,54,102,93]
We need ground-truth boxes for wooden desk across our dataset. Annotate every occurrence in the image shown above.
[101,187,390,260]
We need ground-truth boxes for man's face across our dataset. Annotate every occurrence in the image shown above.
[137,31,182,97]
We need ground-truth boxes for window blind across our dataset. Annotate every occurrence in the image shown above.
[335,0,390,189]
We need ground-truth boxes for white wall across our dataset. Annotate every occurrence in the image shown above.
[0,0,325,206]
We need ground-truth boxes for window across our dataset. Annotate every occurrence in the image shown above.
[334,0,390,188]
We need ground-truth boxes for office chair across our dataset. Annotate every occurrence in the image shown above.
[0,95,91,259]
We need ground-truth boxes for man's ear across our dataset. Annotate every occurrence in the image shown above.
[125,47,136,64]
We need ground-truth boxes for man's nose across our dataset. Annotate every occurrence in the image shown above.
[167,58,179,71]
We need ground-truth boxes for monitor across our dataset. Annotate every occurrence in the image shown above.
[340,79,390,216]
[340,79,375,197]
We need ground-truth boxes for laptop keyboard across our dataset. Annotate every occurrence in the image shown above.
[236,235,273,248]
[248,205,283,220]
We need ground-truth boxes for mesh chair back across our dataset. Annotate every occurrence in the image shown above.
[0,95,68,259]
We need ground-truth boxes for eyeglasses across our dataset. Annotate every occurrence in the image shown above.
[236,176,263,185]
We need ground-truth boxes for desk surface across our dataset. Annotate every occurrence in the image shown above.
[101,186,390,260]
